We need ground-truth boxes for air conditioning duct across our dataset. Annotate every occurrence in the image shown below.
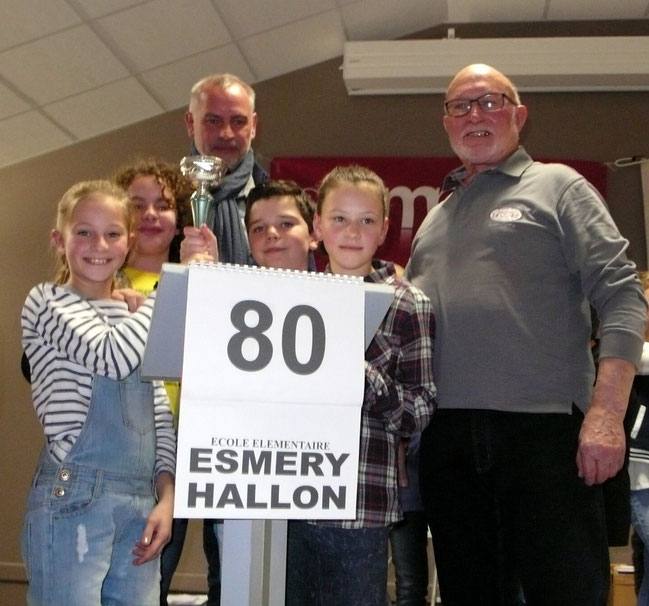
[342,37,649,94]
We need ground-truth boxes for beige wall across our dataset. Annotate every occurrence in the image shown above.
[1,20,648,602]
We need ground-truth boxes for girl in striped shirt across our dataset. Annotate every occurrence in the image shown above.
[21,180,175,606]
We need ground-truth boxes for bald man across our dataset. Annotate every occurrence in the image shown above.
[405,64,647,605]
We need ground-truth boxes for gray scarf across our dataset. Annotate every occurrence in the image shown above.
[210,149,255,265]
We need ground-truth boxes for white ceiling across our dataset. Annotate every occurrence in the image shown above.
[1,0,648,170]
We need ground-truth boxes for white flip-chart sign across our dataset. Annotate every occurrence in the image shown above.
[172,264,377,519]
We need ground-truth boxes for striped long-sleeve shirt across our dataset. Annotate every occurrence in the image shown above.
[21,283,175,477]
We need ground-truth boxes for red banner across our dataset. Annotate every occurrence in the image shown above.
[270,156,607,268]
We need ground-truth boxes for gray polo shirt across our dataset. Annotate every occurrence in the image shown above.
[405,147,647,413]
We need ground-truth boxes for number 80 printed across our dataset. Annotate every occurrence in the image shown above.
[227,300,326,375]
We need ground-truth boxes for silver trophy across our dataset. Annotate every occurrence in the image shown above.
[180,155,227,227]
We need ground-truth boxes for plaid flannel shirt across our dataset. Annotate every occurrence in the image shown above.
[318,259,437,528]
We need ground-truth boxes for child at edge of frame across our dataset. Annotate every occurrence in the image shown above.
[20,179,175,606]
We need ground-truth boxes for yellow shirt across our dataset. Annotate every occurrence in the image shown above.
[121,266,159,295]
[121,265,181,425]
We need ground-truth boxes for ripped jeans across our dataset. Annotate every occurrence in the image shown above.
[23,469,159,606]
[22,371,159,606]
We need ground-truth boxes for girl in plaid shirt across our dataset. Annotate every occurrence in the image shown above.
[285,165,437,606]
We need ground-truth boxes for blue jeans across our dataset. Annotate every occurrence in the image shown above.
[420,408,609,606]
[203,519,222,606]
[23,475,159,606]
[389,511,429,606]
[23,372,159,606]
[159,518,221,605]
[631,489,649,605]
[285,521,391,606]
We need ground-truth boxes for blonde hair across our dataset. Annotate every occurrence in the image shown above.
[316,165,389,219]
[639,270,649,292]
[52,180,131,285]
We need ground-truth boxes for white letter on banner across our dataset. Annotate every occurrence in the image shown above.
[389,186,440,228]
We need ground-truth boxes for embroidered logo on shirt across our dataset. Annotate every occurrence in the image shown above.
[490,208,522,222]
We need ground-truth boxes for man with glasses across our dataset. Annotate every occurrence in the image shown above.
[405,63,647,605]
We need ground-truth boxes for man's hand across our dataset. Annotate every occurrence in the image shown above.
[577,357,635,485]
[577,405,625,485]
[180,225,219,264]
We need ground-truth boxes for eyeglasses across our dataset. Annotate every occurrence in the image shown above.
[444,92,516,117]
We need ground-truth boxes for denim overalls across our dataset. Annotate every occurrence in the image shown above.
[22,370,160,606]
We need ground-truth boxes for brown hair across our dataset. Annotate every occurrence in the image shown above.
[244,179,314,232]
[316,165,389,219]
[113,158,194,262]
[315,165,389,258]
